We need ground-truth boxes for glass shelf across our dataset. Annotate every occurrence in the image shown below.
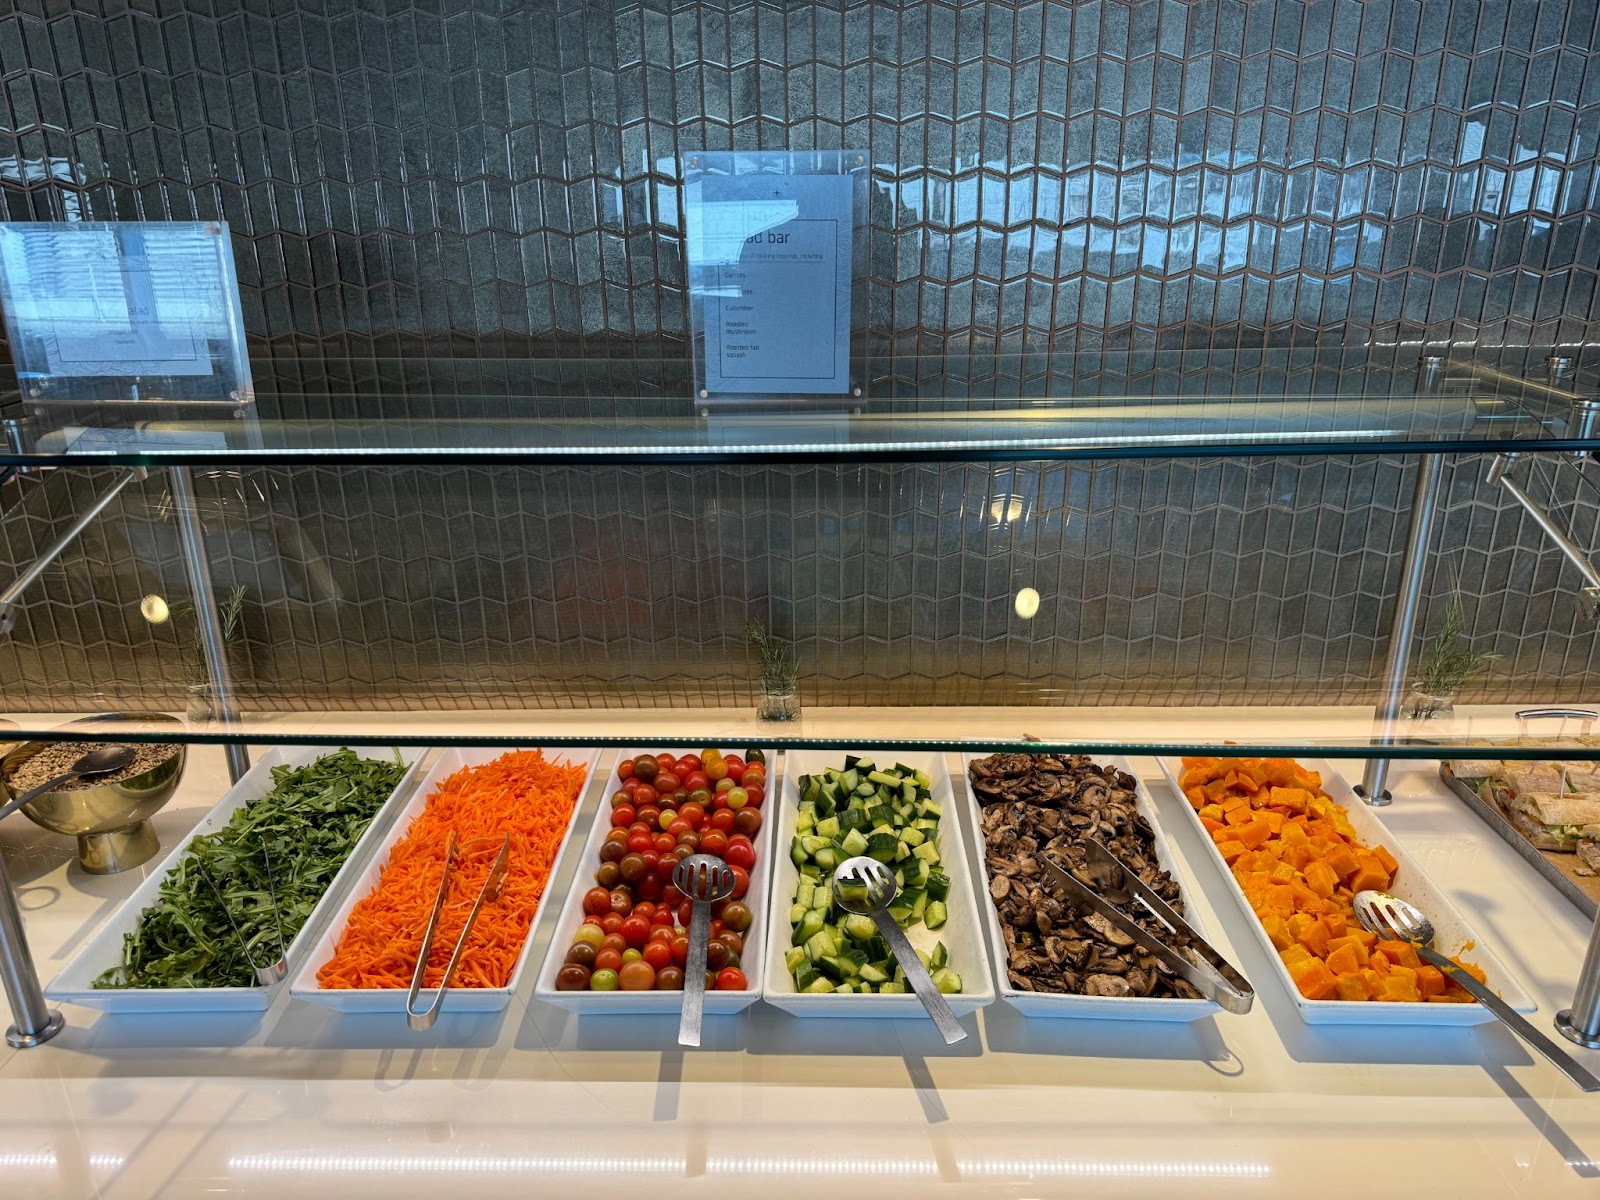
[0,348,1592,467]
[5,704,1599,762]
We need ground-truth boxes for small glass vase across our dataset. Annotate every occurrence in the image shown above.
[1404,685,1458,720]
[185,682,218,725]
[758,686,800,722]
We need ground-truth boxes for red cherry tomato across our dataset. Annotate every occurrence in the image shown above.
[673,757,698,777]
[678,802,705,829]
[609,889,634,916]
[726,759,745,782]
[656,752,675,770]
[716,967,747,991]
[700,829,729,858]
[617,759,635,782]
[601,932,627,953]
[723,840,756,871]
[653,832,676,854]
[642,940,672,970]
[654,771,681,794]
[733,808,762,838]
[648,924,675,944]
[627,831,654,854]
[652,908,676,928]
[620,915,651,947]
[594,948,623,972]
[621,777,641,796]
[629,821,651,836]
[742,783,764,809]
[636,873,663,901]
[684,770,710,792]
[727,864,750,899]
[631,900,656,921]
[632,784,659,807]
[676,900,694,928]
[708,918,724,940]
[600,912,625,934]
[711,790,731,811]
[661,885,685,909]
[667,818,692,839]
[671,934,690,967]
[711,808,735,833]
[610,805,636,828]
[582,887,612,916]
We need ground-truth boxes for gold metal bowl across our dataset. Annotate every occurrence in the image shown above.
[1,713,187,874]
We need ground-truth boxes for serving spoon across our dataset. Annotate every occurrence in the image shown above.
[673,853,735,1047]
[1354,890,1600,1091]
[0,745,135,823]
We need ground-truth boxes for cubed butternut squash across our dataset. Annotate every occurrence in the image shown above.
[1288,957,1339,1001]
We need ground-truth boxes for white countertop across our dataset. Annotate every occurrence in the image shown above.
[5,736,1600,1198]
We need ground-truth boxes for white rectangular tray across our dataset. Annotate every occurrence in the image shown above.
[534,747,779,1014]
[289,745,600,1014]
[762,750,995,1018]
[47,745,430,1013]
[1154,756,1536,1025]
[961,753,1222,1022]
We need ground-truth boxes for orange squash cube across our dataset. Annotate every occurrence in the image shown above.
[1215,840,1248,865]
[1325,934,1369,966]
[1296,919,1332,958]
[1324,942,1362,977]
[1288,957,1339,1001]
[1303,860,1340,899]
[1334,973,1368,1002]
[1378,975,1422,1003]
[1348,856,1391,894]
[1374,940,1421,969]
[1322,911,1347,939]
[1260,914,1293,951]
[1372,844,1399,876]
[1415,965,1446,998]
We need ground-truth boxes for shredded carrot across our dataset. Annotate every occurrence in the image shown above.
[317,750,587,990]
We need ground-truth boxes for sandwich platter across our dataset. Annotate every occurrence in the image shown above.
[1441,752,1600,918]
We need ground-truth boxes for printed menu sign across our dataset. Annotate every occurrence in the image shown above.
[688,171,855,396]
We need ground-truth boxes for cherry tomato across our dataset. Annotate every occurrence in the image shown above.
[654,771,681,794]
[706,942,730,971]
[582,887,612,917]
[742,783,764,809]
[594,861,621,888]
[684,771,710,792]
[598,841,626,867]
[648,925,675,944]
[573,923,606,948]
[672,933,691,965]
[678,802,705,829]
[674,756,698,776]
[617,759,635,782]
[627,831,654,855]
[719,900,753,933]
[631,901,656,921]
[711,808,736,833]
[716,967,747,991]
[715,777,737,794]
[609,889,634,916]
[620,916,651,947]
[667,818,692,839]
[651,832,674,854]
[655,752,676,770]
[742,765,765,787]
[727,864,750,899]
[600,912,625,934]
[657,809,676,832]
[566,941,598,968]
[661,885,685,909]
[556,963,591,990]
[636,805,661,828]
[632,784,659,807]
[718,931,745,958]
[711,791,730,811]
[687,786,712,807]
[732,808,762,838]
[642,940,672,970]
[620,777,641,797]
[636,874,663,901]
[618,958,656,990]
[600,931,627,952]
[665,790,686,808]
[632,755,658,782]
[589,968,619,991]
[676,831,701,853]
[621,948,643,964]
[700,830,729,858]
[708,919,724,940]
[705,758,729,782]
[610,805,636,828]
[618,853,647,883]
[725,787,749,810]
[610,790,633,809]
[652,907,676,927]
[594,948,623,972]
[726,759,746,782]
[657,965,685,990]
[629,821,651,836]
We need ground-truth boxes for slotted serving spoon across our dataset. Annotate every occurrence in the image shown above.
[1353,890,1600,1092]
[833,855,967,1044]
[673,852,735,1047]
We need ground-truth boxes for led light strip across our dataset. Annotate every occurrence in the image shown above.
[0,1152,125,1170]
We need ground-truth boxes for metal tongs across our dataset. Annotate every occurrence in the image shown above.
[198,836,288,986]
[1041,837,1255,1014]
[405,832,512,1031]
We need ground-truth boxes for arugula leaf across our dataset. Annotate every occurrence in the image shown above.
[94,749,408,989]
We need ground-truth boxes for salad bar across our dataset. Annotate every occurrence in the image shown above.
[7,731,1600,1198]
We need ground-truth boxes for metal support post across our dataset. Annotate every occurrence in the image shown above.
[1558,913,1600,1049]
[1355,452,1445,807]
[169,467,250,784]
[0,853,63,1048]
[0,468,145,635]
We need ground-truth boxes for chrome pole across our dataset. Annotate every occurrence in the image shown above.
[169,467,250,784]
[0,853,63,1048]
[1558,913,1600,1050]
[1355,452,1446,806]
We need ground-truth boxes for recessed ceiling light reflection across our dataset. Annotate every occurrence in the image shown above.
[139,594,169,624]
[0,1151,125,1170]
[1014,587,1040,619]
[988,496,1027,525]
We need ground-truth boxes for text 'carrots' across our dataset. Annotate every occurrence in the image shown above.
[316,750,587,991]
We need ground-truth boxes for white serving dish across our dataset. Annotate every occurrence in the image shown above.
[762,750,995,1018]
[960,753,1221,1022]
[47,745,430,1013]
[534,747,779,1014]
[1154,756,1536,1025]
[290,745,601,1013]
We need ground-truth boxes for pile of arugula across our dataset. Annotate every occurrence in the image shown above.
[95,749,409,989]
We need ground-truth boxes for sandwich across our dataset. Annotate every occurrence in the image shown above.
[1492,790,1600,851]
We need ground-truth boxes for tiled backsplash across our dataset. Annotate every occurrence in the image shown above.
[0,2,1598,711]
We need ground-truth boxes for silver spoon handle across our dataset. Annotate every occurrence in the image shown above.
[872,913,967,1044]
[678,898,712,1047]
[0,770,81,822]
[1417,945,1600,1092]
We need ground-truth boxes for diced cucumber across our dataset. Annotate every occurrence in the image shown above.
[796,879,815,908]
[929,940,948,971]
[926,869,951,901]
[815,815,841,840]
[784,946,808,973]
[815,956,844,982]
[924,900,949,930]
[805,927,839,961]
[898,825,926,848]
[912,841,940,864]
[813,846,841,872]
[790,837,809,867]
[803,977,837,994]
[792,909,825,946]
[918,799,943,818]
[867,769,903,787]
[841,913,878,942]
[865,832,899,863]
[858,963,890,984]
[879,980,908,994]
[788,902,808,923]
[841,769,859,792]
[886,902,914,926]
[794,960,819,990]
[840,828,869,857]
[932,968,962,995]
